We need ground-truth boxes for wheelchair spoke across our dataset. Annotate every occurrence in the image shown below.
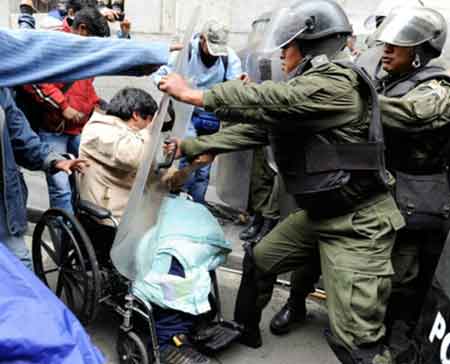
[34,209,103,324]
[130,353,142,362]
[40,240,59,265]
[63,250,77,266]
[62,267,84,276]
[43,267,59,275]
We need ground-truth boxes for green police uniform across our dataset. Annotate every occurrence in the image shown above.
[378,70,450,327]
[249,147,279,221]
[181,60,405,355]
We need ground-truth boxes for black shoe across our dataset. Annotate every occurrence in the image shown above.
[238,326,262,349]
[270,302,306,335]
[160,344,211,364]
[248,218,278,244]
[239,213,263,241]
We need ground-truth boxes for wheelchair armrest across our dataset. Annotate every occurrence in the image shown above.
[77,199,112,220]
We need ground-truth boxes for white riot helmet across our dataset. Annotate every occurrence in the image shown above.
[364,0,425,31]
[375,6,447,64]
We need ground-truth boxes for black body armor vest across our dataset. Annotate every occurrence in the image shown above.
[269,62,389,214]
[378,65,450,174]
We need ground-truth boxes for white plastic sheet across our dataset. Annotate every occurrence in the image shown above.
[111,7,200,279]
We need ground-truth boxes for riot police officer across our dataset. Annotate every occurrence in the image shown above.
[159,1,405,363]
[374,7,450,362]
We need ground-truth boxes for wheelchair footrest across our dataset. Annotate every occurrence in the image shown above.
[191,320,242,354]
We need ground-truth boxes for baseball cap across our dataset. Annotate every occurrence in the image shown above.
[202,20,230,56]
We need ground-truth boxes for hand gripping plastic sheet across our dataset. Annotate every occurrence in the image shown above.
[0,243,104,364]
[111,7,199,280]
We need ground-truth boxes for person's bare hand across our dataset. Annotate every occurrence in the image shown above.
[99,7,120,21]
[239,72,250,83]
[63,107,84,124]
[163,137,183,159]
[54,159,89,175]
[120,19,131,35]
[169,43,183,52]
[159,73,190,100]
[161,166,189,191]
[191,153,215,168]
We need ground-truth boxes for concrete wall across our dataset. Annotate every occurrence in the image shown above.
[4,0,450,50]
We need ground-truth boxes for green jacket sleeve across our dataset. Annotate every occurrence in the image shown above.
[202,65,360,129]
[181,123,269,159]
[380,80,450,132]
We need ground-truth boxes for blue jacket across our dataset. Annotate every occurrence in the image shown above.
[0,87,61,236]
[0,243,104,364]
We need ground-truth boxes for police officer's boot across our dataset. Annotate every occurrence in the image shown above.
[239,213,263,241]
[270,299,306,335]
[325,329,393,364]
[249,217,278,244]
[234,245,276,348]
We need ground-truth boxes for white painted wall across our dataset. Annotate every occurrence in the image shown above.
[4,0,450,51]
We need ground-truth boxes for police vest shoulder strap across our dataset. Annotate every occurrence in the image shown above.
[334,60,383,144]
[379,65,450,97]
[311,61,389,186]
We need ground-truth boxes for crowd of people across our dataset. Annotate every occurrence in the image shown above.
[0,0,449,364]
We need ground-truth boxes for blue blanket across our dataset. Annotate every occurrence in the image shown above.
[0,243,105,364]
[134,195,231,315]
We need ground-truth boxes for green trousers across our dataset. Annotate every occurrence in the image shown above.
[252,192,404,349]
[248,147,280,220]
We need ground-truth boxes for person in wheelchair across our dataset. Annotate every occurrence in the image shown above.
[79,87,155,226]
[78,87,217,364]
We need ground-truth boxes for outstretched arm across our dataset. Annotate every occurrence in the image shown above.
[0,28,171,87]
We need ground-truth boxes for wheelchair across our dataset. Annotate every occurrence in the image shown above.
[31,172,241,364]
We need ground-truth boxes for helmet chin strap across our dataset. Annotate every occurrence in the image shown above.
[291,55,313,78]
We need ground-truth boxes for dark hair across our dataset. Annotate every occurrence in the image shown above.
[106,88,158,121]
[66,0,98,12]
[72,6,110,37]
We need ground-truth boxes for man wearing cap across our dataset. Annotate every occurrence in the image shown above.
[153,19,244,204]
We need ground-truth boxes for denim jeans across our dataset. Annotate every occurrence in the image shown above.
[0,193,32,269]
[179,158,212,204]
[179,121,211,204]
[39,132,80,214]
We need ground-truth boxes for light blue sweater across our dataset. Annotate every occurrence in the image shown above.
[0,28,169,87]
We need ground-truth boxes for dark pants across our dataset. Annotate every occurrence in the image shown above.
[154,257,195,349]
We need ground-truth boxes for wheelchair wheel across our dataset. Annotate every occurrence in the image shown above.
[32,208,101,324]
[117,331,150,364]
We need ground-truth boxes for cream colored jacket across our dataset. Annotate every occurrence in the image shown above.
[79,112,149,224]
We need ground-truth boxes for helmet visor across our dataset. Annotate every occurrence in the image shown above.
[375,7,442,47]
[258,7,310,54]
